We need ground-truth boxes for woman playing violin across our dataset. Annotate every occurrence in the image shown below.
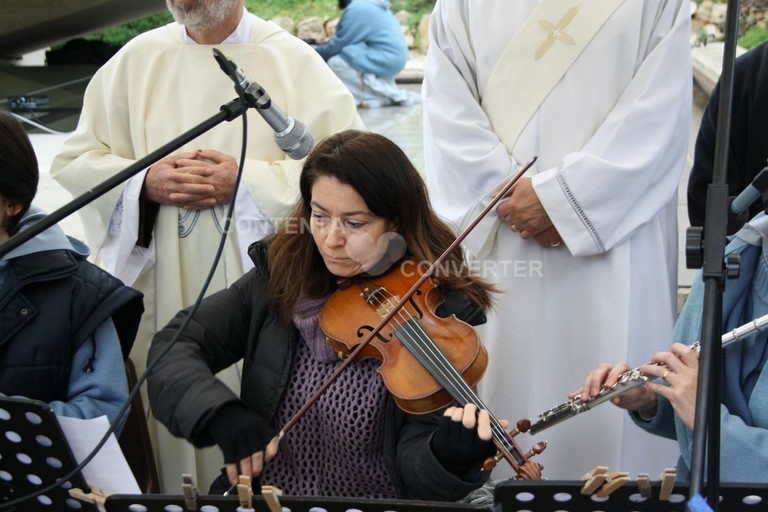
[148,130,503,499]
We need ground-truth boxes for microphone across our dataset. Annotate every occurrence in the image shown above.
[212,48,314,159]
[730,166,768,216]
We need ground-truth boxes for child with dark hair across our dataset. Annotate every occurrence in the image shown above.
[0,110,143,425]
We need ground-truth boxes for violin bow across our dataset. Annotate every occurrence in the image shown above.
[280,156,538,437]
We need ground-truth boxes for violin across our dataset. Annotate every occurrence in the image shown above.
[319,258,544,480]
[321,257,487,414]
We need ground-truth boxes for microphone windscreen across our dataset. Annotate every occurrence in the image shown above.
[275,119,314,160]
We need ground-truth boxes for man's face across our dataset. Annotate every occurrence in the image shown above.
[165,0,240,29]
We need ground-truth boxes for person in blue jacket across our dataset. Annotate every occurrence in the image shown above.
[0,110,143,426]
[314,0,420,107]
[574,212,768,482]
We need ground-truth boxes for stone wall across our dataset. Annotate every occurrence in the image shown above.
[692,1,729,44]
[692,0,768,45]
[690,1,767,94]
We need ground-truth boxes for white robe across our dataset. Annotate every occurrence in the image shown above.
[51,13,363,491]
[423,1,691,480]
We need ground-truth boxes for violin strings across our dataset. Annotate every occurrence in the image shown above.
[396,316,523,464]
[367,287,471,403]
[366,286,524,465]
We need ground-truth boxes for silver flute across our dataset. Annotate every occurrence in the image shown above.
[528,313,768,435]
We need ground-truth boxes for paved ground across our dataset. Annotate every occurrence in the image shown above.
[5,72,704,293]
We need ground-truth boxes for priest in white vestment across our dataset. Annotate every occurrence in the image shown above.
[50,0,364,491]
[422,0,691,480]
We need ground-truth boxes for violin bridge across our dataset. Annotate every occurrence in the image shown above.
[362,285,400,318]
[375,293,400,318]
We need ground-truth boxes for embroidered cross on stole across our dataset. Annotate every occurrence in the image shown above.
[481,0,625,154]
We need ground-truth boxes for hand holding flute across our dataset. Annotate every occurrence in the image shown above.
[570,342,701,431]
[529,313,768,435]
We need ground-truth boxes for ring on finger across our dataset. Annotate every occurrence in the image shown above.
[511,224,519,233]
[662,369,671,382]
[548,240,561,248]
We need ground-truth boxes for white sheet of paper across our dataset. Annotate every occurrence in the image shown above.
[56,415,141,495]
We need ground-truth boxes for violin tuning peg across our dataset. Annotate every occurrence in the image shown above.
[525,441,547,459]
[509,418,531,437]
[482,452,503,472]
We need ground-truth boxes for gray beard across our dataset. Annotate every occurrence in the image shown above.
[166,0,240,30]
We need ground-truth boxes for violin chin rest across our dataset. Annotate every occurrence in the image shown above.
[362,233,407,277]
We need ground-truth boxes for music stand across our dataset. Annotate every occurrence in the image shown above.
[493,480,768,512]
[105,494,490,512]
[0,397,99,511]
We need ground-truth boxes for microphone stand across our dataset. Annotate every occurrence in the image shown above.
[686,0,740,508]
[0,98,246,259]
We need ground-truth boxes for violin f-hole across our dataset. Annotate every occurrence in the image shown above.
[357,325,396,344]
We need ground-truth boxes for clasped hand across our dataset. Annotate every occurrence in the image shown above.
[569,343,700,430]
[495,177,562,248]
[144,149,238,209]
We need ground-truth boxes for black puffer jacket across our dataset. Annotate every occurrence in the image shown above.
[0,247,143,402]
[148,241,490,500]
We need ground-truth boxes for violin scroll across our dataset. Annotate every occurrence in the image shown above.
[482,419,546,479]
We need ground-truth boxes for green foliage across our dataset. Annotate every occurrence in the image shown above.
[738,24,768,48]
[246,0,434,23]
[391,0,435,20]
[691,0,768,48]
[246,0,340,22]
[87,13,173,45]
[391,0,434,47]
[83,0,434,47]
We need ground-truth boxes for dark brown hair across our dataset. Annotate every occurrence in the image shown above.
[0,111,39,235]
[268,130,496,324]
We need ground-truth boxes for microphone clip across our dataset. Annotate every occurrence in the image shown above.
[211,47,314,159]
[212,48,271,110]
